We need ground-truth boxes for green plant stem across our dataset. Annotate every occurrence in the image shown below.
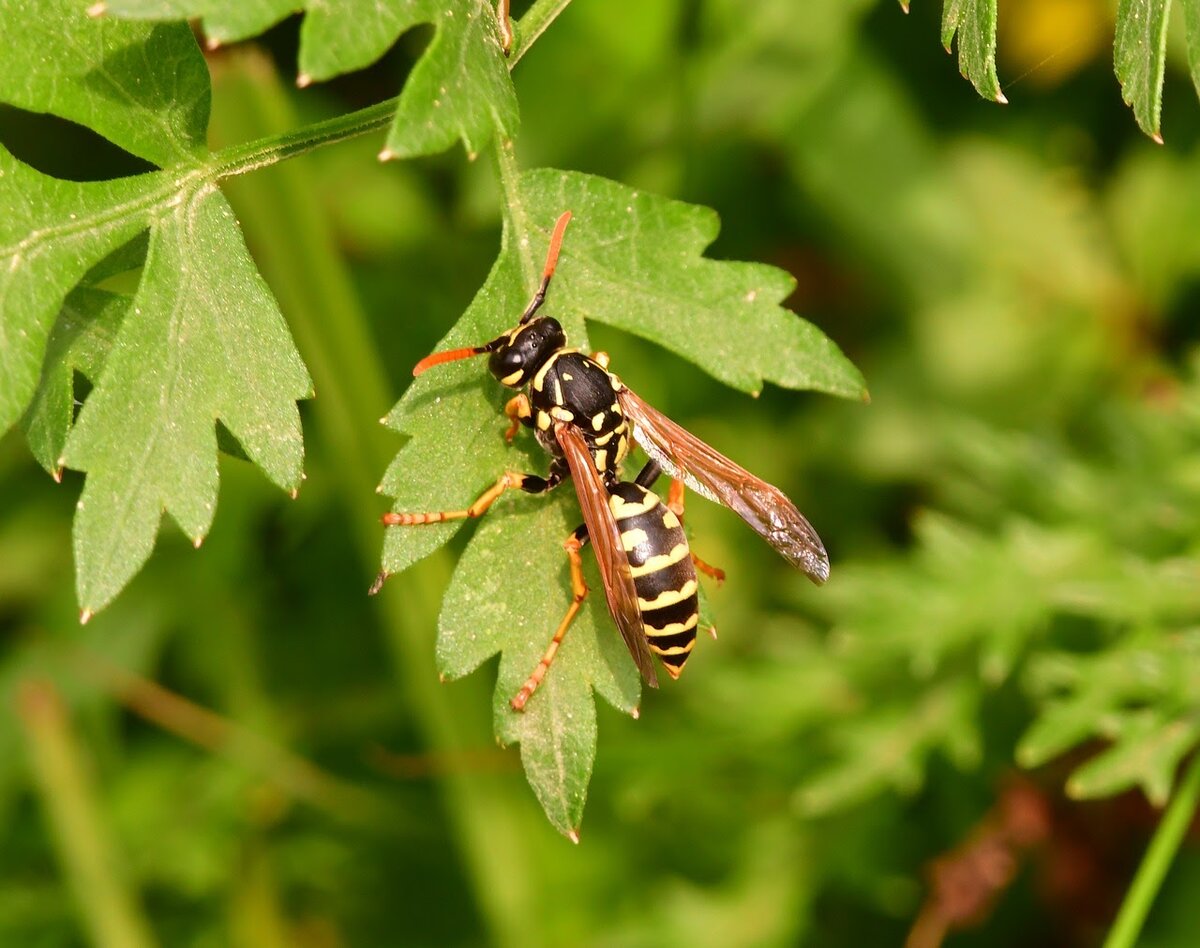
[212,97,399,180]
[1102,753,1200,948]
[510,0,575,65]
[493,138,536,288]
[17,680,157,948]
[209,50,549,948]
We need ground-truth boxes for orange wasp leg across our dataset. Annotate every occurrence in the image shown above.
[381,470,545,526]
[503,393,532,443]
[511,525,590,711]
[667,479,726,585]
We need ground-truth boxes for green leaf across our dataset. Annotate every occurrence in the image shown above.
[0,144,162,443]
[1186,0,1200,102]
[940,0,1005,103]
[1020,630,1200,805]
[1114,0,1171,141]
[794,680,981,816]
[1066,715,1200,806]
[378,168,863,829]
[0,0,311,616]
[63,189,310,614]
[439,498,639,837]
[22,287,129,479]
[102,0,519,160]
[0,0,209,169]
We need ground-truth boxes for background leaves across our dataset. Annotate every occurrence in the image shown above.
[0,0,311,616]
[103,0,519,158]
[4,0,1200,945]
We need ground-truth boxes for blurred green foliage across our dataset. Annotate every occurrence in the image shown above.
[2,0,1200,946]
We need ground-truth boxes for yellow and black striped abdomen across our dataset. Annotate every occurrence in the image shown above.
[608,482,699,679]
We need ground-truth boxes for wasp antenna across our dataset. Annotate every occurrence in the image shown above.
[412,345,487,377]
[519,211,574,324]
[543,211,572,280]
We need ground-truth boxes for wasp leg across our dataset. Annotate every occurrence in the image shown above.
[497,0,513,54]
[665,479,726,584]
[381,469,561,526]
[511,523,590,711]
[503,393,532,443]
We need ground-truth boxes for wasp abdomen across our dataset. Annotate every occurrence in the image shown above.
[608,482,699,679]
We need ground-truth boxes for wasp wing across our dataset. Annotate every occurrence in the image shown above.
[617,386,830,584]
[555,423,659,688]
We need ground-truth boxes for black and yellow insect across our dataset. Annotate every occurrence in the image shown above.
[379,212,828,711]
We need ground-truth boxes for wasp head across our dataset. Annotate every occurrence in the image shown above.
[487,316,566,388]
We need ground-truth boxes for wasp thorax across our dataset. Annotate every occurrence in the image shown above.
[488,317,567,387]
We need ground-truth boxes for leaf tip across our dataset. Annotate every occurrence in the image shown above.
[79,608,94,625]
[296,72,313,90]
[192,535,205,549]
[708,624,718,640]
[1065,777,1084,799]
[996,89,1009,106]
[85,1,107,17]
[368,571,389,596]
[899,0,910,11]
[379,416,389,425]
[567,828,581,845]
[51,467,63,484]
[205,34,221,51]
[289,487,299,500]
[378,148,396,163]
[1152,130,1165,145]
[630,706,640,720]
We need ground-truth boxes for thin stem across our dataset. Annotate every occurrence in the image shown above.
[493,138,537,290]
[510,0,576,65]
[1102,753,1200,948]
[78,650,399,828]
[211,96,399,180]
[18,680,157,948]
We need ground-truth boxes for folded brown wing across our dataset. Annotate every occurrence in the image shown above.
[555,423,659,688]
[617,386,829,584]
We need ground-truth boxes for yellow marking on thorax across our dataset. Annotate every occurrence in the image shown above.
[592,412,606,432]
[638,580,697,610]
[608,493,659,519]
[593,448,608,471]
[531,348,576,393]
[552,378,564,404]
[629,542,689,577]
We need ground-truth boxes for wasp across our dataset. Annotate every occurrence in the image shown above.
[379,212,828,711]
